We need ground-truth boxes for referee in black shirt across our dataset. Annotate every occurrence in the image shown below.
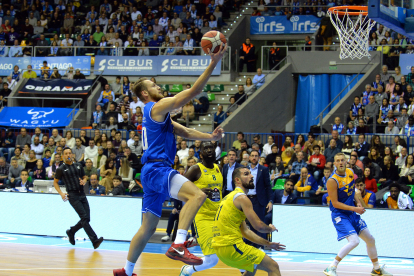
[53,147,104,249]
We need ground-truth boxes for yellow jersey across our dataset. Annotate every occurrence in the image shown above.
[212,187,246,247]
[194,163,223,218]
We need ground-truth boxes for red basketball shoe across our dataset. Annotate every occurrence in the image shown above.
[165,243,203,265]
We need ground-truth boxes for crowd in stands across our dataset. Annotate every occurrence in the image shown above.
[0,127,142,195]
[222,131,413,209]
[342,65,414,136]
[0,0,235,58]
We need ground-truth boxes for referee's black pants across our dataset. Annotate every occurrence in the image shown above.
[244,195,267,249]
[68,191,98,243]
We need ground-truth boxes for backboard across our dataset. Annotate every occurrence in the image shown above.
[368,0,414,40]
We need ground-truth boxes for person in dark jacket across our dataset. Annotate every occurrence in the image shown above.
[110,175,124,195]
[14,169,33,192]
[265,179,297,224]
[0,130,16,162]
[355,134,370,159]
[378,156,399,189]
[239,38,256,72]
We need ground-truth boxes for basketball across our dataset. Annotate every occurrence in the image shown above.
[201,31,227,54]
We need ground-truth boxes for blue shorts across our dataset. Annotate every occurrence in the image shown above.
[331,211,368,241]
[141,161,179,218]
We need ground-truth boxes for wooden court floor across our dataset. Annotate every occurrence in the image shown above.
[0,243,411,276]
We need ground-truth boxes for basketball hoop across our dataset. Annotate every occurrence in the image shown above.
[327,6,376,60]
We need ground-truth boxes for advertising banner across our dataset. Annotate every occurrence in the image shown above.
[32,56,91,76]
[94,56,221,76]
[0,57,32,76]
[94,56,157,76]
[19,79,93,95]
[250,15,320,34]
[0,107,77,128]
[399,54,414,75]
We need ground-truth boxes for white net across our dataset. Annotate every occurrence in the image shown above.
[328,8,376,60]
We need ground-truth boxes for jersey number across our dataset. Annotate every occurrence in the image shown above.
[142,127,148,150]
[212,175,216,181]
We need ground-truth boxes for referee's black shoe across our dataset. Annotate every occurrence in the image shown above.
[93,237,104,249]
[66,229,75,246]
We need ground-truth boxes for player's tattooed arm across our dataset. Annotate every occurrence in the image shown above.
[235,195,275,233]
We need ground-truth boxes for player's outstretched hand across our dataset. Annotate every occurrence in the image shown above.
[354,206,365,215]
[268,242,286,251]
[269,224,278,232]
[207,43,228,63]
[211,126,224,141]
[61,193,69,202]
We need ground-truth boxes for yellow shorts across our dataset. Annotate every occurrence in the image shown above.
[193,214,215,256]
[213,242,266,272]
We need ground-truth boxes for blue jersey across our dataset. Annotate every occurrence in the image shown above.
[141,101,176,164]
[329,168,355,214]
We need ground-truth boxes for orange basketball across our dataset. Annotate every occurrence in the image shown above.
[200,31,227,54]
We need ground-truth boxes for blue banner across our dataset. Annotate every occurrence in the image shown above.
[0,57,32,76]
[0,107,77,128]
[399,54,414,75]
[20,79,93,95]
[95,56,221,76]
[32,56,91,76]
[250,15,320,34]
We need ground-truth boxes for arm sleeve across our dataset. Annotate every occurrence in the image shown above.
[79,165,85,178]
[55,167,62,180]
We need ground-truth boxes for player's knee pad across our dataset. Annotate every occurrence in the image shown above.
[365,235,375,247]
[348,235,360,249]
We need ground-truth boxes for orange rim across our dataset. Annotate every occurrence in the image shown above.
[328,5,368,16]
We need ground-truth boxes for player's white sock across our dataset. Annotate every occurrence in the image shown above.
[372,261,380,270]
[175,229,188,244]
[187,254,219,274]
[124,260,135,276]
[330,259,339,268]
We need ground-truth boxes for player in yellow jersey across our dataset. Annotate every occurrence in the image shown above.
[179,141,223,276]
[212,167,285,276]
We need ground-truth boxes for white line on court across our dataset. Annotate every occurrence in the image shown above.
[0,267,411,275]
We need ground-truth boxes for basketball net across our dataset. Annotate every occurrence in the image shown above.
[328,8,376,60]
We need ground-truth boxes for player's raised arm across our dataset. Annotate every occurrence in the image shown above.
[152,44,227,116]
[172,121,224,141]
[327,179,365,214]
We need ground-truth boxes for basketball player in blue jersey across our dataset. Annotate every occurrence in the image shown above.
[113,44,227,276]
[323,153,392,276]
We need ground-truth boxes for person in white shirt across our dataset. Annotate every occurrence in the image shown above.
[131,7,142,21]
[262,135,275,156]
[84,140,98,160]
[31,136,44,160]
[129,95,145,114]
[177,140,190,162]
[6,76,16,91]
[183,34,195,55]
[60,33,73,55]
[159,12,169,27]
[127,131,136,147]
